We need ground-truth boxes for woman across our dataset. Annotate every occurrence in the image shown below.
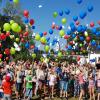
[88,73,95,100]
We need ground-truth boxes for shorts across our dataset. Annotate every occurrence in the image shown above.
[97,87,100,93]
[60,81,68,91]
[25,88,32,98]
[79,83,84,90]
[16,82,22,92]
[0,92,4,98]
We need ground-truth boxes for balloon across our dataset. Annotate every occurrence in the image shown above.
[11,23,19,32]
[87,5,93,12]
[68,45,72,50]
[6,32,10,37]
[61,18,67,24]
[5,48,10,55]
[44,45,50,52]
[91,28,97,34]
[97,45,100,50]
[76,21,80,25]
[15,38,20,42]
[84,31,88,37]
[10,20,15,25]
[35,34,41,41]
[59,30,65,37]
[30,45,34,49]
[3,23,11,31]
[25,42,30,49]
[98,21,100,25]
[96,32,100,36]
[82,26,87,32]
[30,19,35,25]
[91,40,96,46]
[73,16,78,22]
[90,22,94,27]
[16,26,21,33]
[72,34,76,38]
[49,29,53,35]
[58,52,62,58]
[32,26,35,29]
[39,32,43,37]
[10,47,16,55]
[10,35,14,39]
[13,0,19,4]
[24,18,29,23]
[77,0,82,4]
[23,32,29,37]
[77,25,82,32]
[46,37,50,42]
[77,56,80,61]
[59,11,63,16]
[34,47,38,53]
[67,30,71,35]
[0,33,6,40]
[40,37,47,44]
[53,12,58,18]
[64,35,69,39]
[86,36,91,42]
[52,24,55,29]
[32,53,36,59]
[80,36,84,41]
[0,43,2,48]
[65,9,70,15]
[23,10,29,17]
[79,11,87,19]
[70,25,76,32]
[79,43,83,47]
[43,32,47,35]
[0,54,2,59]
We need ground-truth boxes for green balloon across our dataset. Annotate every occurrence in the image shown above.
[58,52,62,58]
[59,30,65,37]
[32,53,36,59]
[35,34,40,41]
[16,26,21,33]
[10,20,15,25]
[11,23,19,32]
[3,23,11,31]
[61,18,67,24]
[44,45,50,52]
[53,12,58,18]
[13,0,19,4]
[79,43,83,47]
[10,47,16,55]
[40,37,47,44]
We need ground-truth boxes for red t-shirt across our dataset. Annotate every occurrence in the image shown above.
[2,81,12,95]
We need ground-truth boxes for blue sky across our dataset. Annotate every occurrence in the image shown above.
[1,0,100,50]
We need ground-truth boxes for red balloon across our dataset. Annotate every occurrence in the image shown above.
[0,33,6,40]
[20,34,23,38]
[86,36,91,42]
[6,57,9,61]
[76,21,80,25]
[23,10,29,17]
[0,54,2,59]
[23,32,29,37]
[0,43,2,48]
[77,56,80,61]
[90,22,94,27]
[52,24,55,29]
[64,35,69,39]
[69,41,73,45]
[30,19,34,25]
[43,32,47,35]
[56,25,59,30]
[6,32,10,37]
[21,38,25,42]
[30,45,34,49]
[5,48,10,55]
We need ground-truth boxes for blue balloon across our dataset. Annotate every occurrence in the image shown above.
[77,25,82,32]
[9,0,13,1]
[49,29,53,35]
[70,22,74,27]
[34,47,38,53]
[80,36,84,41]
[67,30,71,35]
[24,18,29,23]
[77,0,82,4]
[68,45,72,50]
[91,40,96,46]
[88,5,93,12]
[58,26,62,30]
[73,16,78,22]
[96,32,100,36]
[53,39,58,43]
[59,11,63,16]
[82,26,87,32]
[79,11,87,19]
[32,26,35,29]
[71,25,76,32]
[46,37,50,42]
[65,9,70,15]
[39,32,43,37]
[97,45,100,50]
[25,42,30,49]
[91,28,97,34]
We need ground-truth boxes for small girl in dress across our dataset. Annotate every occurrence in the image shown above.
[48,70,56,98]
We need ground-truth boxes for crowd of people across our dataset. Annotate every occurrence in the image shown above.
[0,58,100,100]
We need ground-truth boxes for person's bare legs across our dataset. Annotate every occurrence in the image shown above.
[89,88,92,100]
[51,86,54,98]
[92,87,95,100]
[79,89,84,100]
[98,93,100,100]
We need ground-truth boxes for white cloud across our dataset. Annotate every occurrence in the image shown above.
[38,5,43,8]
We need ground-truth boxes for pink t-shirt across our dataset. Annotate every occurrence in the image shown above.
[78,73,84,84]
